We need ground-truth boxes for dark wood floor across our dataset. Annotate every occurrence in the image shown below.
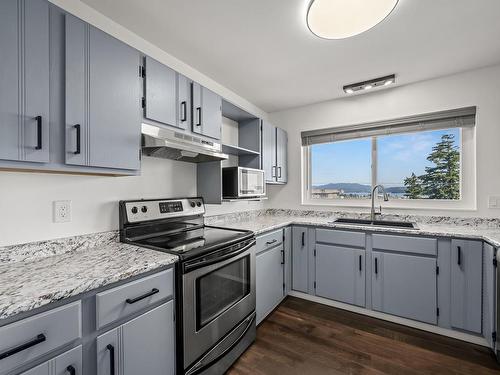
[227,297,500,375]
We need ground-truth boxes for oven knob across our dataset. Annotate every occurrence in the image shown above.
[190,201,196,208]
[141,206,148,213]
[131,206,138,214]
[196,202,202,207]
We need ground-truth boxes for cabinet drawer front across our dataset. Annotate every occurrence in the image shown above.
[0,302,81,374]
[96,269,173,329]
[316,229,365,248]
[372,234,437,256]
[256,229,283,255]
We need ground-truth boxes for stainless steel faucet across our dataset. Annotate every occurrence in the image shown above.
[371,184,389,222]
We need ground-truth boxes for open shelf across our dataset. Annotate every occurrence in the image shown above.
[221,144,260,156]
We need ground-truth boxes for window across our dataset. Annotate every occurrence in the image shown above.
[302,107,476,209]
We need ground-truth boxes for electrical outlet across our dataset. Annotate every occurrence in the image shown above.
[54,200,72,223]
[488,196,500,209]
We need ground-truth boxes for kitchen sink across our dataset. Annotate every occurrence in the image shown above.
[332,218,418,229]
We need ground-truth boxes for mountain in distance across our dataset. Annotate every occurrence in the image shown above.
[313,183,406,194]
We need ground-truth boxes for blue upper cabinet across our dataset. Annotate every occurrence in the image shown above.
[191,83,222,140]
[65,15,141,171]
[143,56,179,129]
[0,0,50,163]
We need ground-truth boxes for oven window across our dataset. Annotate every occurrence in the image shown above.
[196,255,251,330]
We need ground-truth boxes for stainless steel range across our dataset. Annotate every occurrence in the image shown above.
[119,197,256,375]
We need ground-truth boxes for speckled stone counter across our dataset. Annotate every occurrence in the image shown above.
[206,209,500,247]
[0,232,177,321]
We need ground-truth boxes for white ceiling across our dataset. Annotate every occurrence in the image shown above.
[81,0,500,113]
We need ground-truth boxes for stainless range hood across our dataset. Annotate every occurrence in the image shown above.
[142,123,228,163]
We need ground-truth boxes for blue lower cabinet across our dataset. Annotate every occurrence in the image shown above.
[256,245,285,324]
[372,251,438,325]
[292,226,309,293]
[450,239,483,334]
[97,301,175,375]
[315,244,365,307]
[20,346,82,375]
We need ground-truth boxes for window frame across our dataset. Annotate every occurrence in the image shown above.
[302,127,476,211]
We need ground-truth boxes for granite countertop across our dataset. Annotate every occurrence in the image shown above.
[0,234,177,321]
[208,213,500,247]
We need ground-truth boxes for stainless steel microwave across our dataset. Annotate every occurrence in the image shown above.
[222,167,266,198]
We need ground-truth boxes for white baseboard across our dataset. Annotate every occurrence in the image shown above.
[288,291,489,348]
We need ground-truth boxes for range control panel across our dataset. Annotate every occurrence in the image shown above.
[125,198,204,223]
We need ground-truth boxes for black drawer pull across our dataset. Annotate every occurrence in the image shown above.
[301,232,305,247]
[66,365,76,375]
[457,246,462,266]
[74,124,81,155]
[0,333,46,360]
[375,258,378,275]
[126,288,159,304]
[106,344,115,375]
[281,249,285,265]
[359,255,362,271]
[266,239,277,245]
[181,101,187,122]
[35,116,42,150]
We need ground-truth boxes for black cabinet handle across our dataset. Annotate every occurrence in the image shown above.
[457,246,462,266]
[126,288,159,304]
[266,239,277,245]
[74,124,81,155]
[375,258,378,275]
[181,101,187,122]
[196,107,201,126]
[281,249,285,265]
[301,232,305,247]
[66,365,76,375]
[35,116,42,150]
[359,255,362,271]
[0,333,46,360]
[106,344,115,375]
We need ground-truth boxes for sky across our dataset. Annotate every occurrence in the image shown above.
[311,128,460,187]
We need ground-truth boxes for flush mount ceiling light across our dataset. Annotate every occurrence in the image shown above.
[343,74,395,94]
[307,0,399,40]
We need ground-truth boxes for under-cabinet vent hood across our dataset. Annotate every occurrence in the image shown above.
[142,123,228,163]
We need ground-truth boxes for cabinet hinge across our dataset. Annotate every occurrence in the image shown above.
[141,97,145,108]
[493,258,497,267]
[436,266,439,275]
[436,307,440,317]
[493,331,497,342]
[139,66,145,78]
[313,281,317,289]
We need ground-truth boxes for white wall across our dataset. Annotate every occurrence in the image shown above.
[268,64,500,218]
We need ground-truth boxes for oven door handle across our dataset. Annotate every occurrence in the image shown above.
[185,312,255,375]
[183,240,256,273]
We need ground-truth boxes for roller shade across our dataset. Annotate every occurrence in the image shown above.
[301,106,476,146]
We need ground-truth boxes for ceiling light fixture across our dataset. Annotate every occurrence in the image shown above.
[343,74,396,94]
[307,0,399,40]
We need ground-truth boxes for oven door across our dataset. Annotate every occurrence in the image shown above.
[182,241,256,369]
[238,168,265,197]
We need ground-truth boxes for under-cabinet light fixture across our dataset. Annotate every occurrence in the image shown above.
[343,74,396,94]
